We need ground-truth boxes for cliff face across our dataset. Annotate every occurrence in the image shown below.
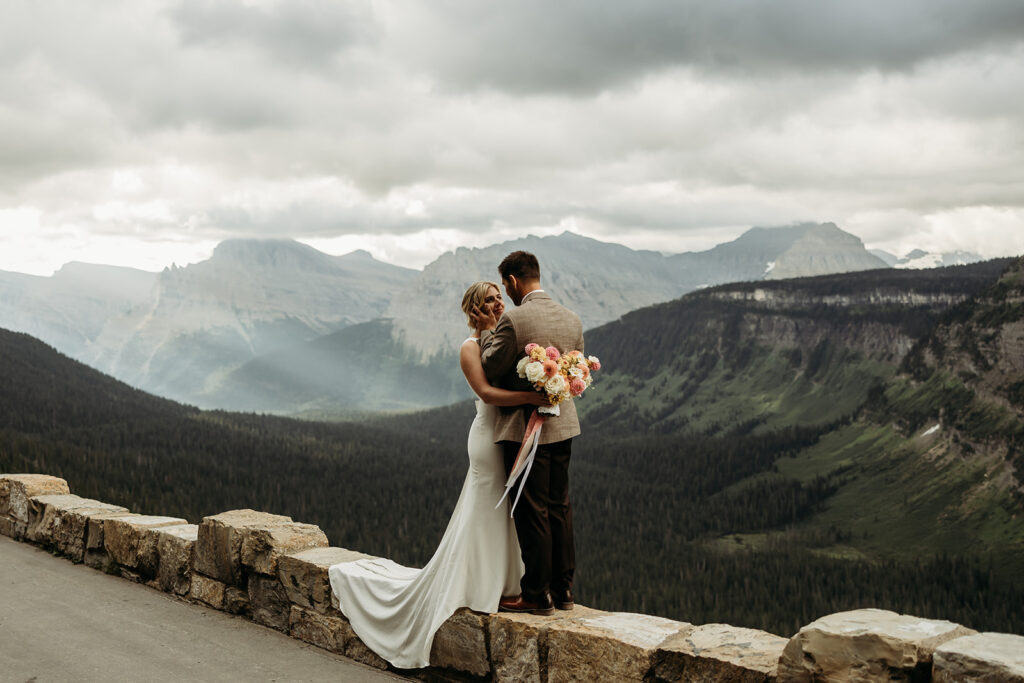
[872,257,1024,500]
[83,240,417,404]
[582,260,1014,437]
[911,257,1024,421]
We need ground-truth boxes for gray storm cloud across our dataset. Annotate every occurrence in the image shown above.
[0,0,1022,272]
[390,0,1024,92]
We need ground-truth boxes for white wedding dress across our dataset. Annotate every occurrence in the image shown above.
[328,369,524,669]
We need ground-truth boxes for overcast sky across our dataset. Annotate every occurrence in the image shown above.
[2,0,1023,275]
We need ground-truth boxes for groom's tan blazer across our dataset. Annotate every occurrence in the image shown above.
[481,290,585,445]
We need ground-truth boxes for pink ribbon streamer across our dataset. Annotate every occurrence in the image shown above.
[495,409,546,517]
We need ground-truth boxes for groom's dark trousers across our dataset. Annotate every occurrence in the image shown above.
[502,438,575,602]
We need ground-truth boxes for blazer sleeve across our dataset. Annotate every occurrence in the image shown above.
[480,313,518,383]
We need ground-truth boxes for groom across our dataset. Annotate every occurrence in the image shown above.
[479,250,584,616]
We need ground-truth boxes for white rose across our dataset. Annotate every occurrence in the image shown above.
[525,361,546,384]
[516,356,530,378]
[544,374,566,396]
[568,366,584,378]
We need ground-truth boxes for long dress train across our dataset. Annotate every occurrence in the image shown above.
[328,397,524,669]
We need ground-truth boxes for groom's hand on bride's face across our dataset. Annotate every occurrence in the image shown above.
[470,304,498,331]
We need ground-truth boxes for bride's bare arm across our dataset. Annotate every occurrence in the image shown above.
[460,341,546,407]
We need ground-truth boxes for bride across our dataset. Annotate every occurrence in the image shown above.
[328,281,546,670]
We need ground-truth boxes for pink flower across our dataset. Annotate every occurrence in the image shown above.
[579,364,590,379]
[524,343,540,354]
[569,378,587,396]
[588,355,601,371]
[545,346,561,361]
[542,360,559,378]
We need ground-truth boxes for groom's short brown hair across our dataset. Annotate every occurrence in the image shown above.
[498,251,540,281]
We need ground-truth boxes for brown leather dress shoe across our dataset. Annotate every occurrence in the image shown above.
[552,588,574,610]
[498,594,555,616]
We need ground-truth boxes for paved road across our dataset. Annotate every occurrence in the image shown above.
[0,535,408,683]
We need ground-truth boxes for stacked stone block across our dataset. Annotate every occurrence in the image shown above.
[4,474,1022,682]
[0,474,70,539]
[104,514,191,582]
[192,509,329,630]
[27,494,131,561]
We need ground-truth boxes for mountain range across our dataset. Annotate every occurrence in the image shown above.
[2,222,889,411]
[201,222,893,413]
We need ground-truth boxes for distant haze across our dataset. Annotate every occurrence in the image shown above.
[1,1,1023,275]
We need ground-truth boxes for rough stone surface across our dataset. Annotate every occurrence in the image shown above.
[57,509,134,562]
[289,605,349,654]
[0,474,70,527]
[652,623,787,682]
[287,603,386,672]
[345,633,390,671]
[86,512,135,550]
[224,586,252,616]
[547,612,690,682]
[240,523,329,576]
[25,495,129,554]
[933,632,1024,683]
[278,546,376,613]
[194,509,292,586]
[189,573,227,610]
[778,608,977,682]
[155,524,198,595]
[428,608,489,677]
[489,607,606,683]
[248,574,292,632]
[291,605,388,670]
[104,515,189,577]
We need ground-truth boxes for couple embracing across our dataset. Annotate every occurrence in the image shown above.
[329,250,585,669]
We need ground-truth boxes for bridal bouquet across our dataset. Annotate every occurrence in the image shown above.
[499,344,601,515]
[516,343,600,416]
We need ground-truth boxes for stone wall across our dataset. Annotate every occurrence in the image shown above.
[2,473,1021,682]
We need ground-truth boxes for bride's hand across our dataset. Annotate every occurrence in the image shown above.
[470,303,499,332]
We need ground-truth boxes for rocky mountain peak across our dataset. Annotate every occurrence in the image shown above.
[209,238,339,272]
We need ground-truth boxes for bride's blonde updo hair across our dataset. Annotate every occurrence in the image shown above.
[461,281,500,329]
